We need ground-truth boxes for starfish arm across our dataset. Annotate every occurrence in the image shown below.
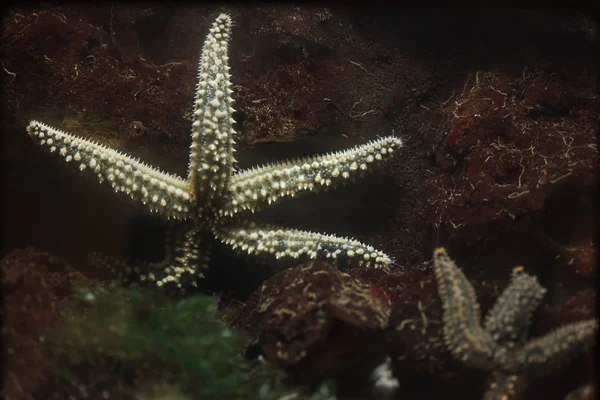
[90,224,212,291]
[482,371,528,400]
[484,267,546,346]
[27,121,192,219]
[222,136,402,216]
[89,222,180,278]
[187,13,237,204]
[514,318,597,377]
[215,219,392,269]
[433,248,498,370]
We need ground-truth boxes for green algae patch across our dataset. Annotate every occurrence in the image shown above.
[44,285,285,399]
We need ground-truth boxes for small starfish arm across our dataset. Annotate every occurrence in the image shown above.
[27,121,193,220]
[187,13,236,205]
[514,318,597,377]
[91,224,212,289]
[432,248,498,370]
[215,219,392,269]
[483,266,546,346]
[222,136,402,216]
[482,371,528,400]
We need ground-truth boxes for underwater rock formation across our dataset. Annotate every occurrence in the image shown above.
[236,260,391,384]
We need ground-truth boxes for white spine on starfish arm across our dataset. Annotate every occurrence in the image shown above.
[223,135,403,216]
[215,220,392,269]
[187,13,237,204]
[27,120,192,219]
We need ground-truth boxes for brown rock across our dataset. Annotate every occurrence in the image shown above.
[1,247,90,400]
[424,69,597,278]
[236,261,391,384]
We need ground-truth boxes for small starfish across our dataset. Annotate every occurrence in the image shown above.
[26,14,401,291]
[433,248,597,400]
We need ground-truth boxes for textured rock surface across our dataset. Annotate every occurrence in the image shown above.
[1,248,90,400]
[236,260,391,384]
[423,70,597,279]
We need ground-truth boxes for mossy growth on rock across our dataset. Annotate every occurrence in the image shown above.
[43,285,288,400]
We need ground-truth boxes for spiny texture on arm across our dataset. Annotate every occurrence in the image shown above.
[187,13,236,205]
[482,371,528,400]
[432,247,497,370]
[433,248,597,400]
[90,224,212,290]
[27,121,192,219]
[222,136,402,216]
[484,267,546,346]
[215,219,392,269]
[516,319,597,377]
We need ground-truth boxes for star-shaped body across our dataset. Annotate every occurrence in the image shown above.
[26,14,401,291]
[433,248,597,400]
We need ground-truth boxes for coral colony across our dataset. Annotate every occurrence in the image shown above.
[433,248,597,400]
[26,14,401,291]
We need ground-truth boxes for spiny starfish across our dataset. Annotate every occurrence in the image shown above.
[433,248,597,400]
[25,13,402,291]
